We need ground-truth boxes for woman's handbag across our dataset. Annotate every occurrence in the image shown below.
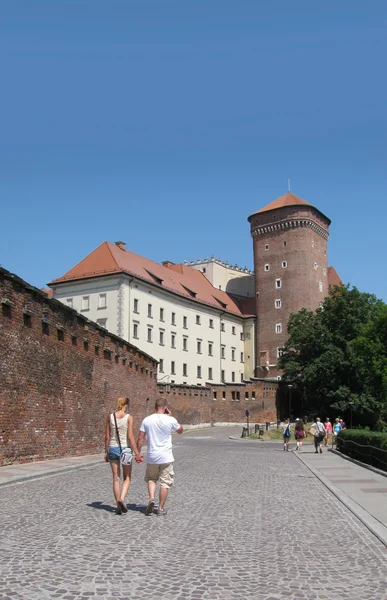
[113,413,133,466]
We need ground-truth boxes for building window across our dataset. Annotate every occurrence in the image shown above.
[160,308,164,321]
[96,318,107,328]
[66,298,73,308]
[221,322,225,332]
[252,391,256,399]
[213,391,217,400]
[197,366,202,379]
[147,303,152,318]
[159,359,164,373]
[240,374,244,382]
[265,244,269,250]
[221,370,225,382]
[282,261,287,269]
[240,332,244,341]
[183,316,187,328]
[98,293,107,309]
[208,367,213,380]
[81,296,90,311]
[183,363,188,377]
[197,340,202,354]
[323,268,327,276]
[221,346,225,359]
[133,322,139,339]
[284,241,287,247]
[275,279,282,289]
[171,312,176,326]
[240,352,244,363]
[264,264,270,272]
[232,326,236,335]
[171,333,176,348]
[159,330,164,345]
[236,391,240,401]
[208,342,213,356]
[147,327,153,342]
[232,391,236,401]
[277,347,284,358]
[275,299,281,309]
[196,315,201,325]
[209,318,214,328]
[314,262,318,270]
[171,361,176,375]
[275,323,282,334]
[231,348,236,361]
[231,372,235,382]
[319,281,323,293]
[245,392,249,399]
[183,337,188,351]
[222,390,226,400]
[134,298,139,313]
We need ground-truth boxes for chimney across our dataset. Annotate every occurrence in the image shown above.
[115,241,126,251]
[162,261,175,269]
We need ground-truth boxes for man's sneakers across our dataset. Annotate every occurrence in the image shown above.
[157,508,167,516]
[145,499,155,515]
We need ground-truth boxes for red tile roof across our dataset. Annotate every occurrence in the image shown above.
[328,266,342,288]
[248,191,331,224]
[49,242,253,318]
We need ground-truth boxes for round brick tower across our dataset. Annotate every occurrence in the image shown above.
[248,192,331,379]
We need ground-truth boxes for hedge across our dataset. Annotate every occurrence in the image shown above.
[336,430,387,472]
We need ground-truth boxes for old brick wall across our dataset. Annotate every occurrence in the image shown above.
[0,268,158,465]
[158,380,278,425]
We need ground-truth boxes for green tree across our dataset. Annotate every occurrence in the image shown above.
[278,285,385,426]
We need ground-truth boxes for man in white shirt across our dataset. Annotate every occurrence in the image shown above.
[136,398,183,516]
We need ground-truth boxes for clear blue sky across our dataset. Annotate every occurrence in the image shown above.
[1,1,386,298]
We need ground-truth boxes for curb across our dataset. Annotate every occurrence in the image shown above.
[0,457,103,488]
[329,448,387,479]
[294,451,387,548]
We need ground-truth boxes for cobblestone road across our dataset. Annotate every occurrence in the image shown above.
[1,428,387,600]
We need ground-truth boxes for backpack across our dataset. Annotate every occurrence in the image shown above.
[284,426,291,438]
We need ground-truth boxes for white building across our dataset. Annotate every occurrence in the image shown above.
[49,241,256,386]
[188,257,255,297]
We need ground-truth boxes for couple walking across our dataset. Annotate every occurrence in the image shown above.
[104,397,183,515]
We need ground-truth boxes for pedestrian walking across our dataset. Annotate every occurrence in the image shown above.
[136,398,183,516]
[339,419,346,430]
[104,397,142,514]
[282,420,291,451]
[311,417,326,454]
[294,419,306,451]
[324,418,333,447]
[333,418,342,447]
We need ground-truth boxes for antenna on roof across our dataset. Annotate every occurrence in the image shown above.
[288,178,291,192]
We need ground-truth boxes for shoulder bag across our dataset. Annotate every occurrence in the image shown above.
[113,413,133,466]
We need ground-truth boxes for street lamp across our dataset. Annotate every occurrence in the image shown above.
[348,402,354,429]
[287,384,293,423]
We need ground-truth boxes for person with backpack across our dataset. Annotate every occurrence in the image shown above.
[294,418,306,451]
[282,419,291,451]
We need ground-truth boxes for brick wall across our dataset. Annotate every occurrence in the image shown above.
[0,268,158,465]
[158,380,278,425]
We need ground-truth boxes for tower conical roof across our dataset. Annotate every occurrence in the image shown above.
[248,192,330,224]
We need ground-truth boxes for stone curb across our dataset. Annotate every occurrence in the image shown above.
[0,456,104,488]
[294,451,387,548]
[329,448,387,478]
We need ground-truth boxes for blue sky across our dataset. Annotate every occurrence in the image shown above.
[1,1,386,298]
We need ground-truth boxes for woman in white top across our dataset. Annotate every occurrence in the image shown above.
[104,397,141,514]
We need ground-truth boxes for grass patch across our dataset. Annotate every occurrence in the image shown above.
[247,423,315,443]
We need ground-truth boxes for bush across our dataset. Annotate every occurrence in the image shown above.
[337,430,387,472]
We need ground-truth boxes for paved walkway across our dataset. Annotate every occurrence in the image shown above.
[294,445,387,546]
[1,427,387,600]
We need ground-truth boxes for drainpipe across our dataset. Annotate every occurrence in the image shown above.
[127,276,135,343]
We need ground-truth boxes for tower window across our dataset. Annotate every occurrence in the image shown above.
[323,268,326,276]
[282,261,287,268]
[314,262,318,270]
[275,299,281,309]
[275,323,282,334]
[275,279,282,289]
[277,347,284,358]
[265,244,269,250]
[264,264,270,272]
[283,241,287,247]
[312,240,315,248]
[319,281,323,293]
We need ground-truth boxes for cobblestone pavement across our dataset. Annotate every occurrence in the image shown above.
[1,428,387,600]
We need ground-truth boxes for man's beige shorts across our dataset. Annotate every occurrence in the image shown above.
[144,462,174,489]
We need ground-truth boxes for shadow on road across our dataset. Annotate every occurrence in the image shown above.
[87,501,148,515]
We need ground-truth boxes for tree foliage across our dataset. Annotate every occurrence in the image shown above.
[278,285,387,428]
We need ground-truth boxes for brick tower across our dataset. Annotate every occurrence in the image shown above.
[248,192,331,378]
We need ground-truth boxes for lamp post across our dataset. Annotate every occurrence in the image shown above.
[349,402,354,429]
[287,384,293,423]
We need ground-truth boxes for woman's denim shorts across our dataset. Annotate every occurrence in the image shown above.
[107,446,127,461]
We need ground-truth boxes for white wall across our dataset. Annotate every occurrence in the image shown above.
[52,274,253,386]
[191,260,254,297]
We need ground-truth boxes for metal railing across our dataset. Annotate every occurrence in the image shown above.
[336,437,387,472]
